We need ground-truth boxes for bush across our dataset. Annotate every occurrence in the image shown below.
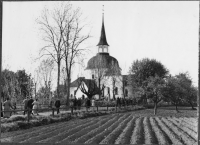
[7,115,26,123]
[1,122,19,132]
[17,121,32,129]
[95,101,116,107]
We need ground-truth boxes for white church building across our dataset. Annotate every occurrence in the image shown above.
[70,13,131,100]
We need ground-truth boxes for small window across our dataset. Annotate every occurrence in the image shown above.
[99,48,103,53]
[115,87,118,95]
[92,74,94,79]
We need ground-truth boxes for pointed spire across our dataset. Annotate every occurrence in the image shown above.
[97,5,109,46]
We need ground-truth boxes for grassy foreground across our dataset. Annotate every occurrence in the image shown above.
[1,105,145,133]
[0,106,197,144]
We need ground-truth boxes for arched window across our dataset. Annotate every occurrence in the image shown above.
[92,74,94,79]
[99,48,103,53]
[125,89,128,97]
[115,87,118,95]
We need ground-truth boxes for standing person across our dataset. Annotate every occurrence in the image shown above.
[23,97,29,115]
[27,97,34,115]
[3,98,13,118]
[1,101,3,117]
[12,101,17,115]
[69,99,74,114]
[32,98,39,115]
[55,98,61,114]
[73,97,77,111]
[49,98,54,109]
[77,98,81,110]
[86,98,91,111]
[91,99,95,107]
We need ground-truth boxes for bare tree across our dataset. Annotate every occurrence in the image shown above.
[37,4,70,98]
[38,58,54,89]
[76,78,100,99]
[36,58,54,103]
[61,4,91,105]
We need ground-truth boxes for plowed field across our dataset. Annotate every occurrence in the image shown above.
[1,111,197,145]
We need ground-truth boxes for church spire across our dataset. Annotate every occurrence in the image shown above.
[97,5,109,46]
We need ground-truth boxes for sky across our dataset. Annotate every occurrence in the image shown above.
[2,1,199,89]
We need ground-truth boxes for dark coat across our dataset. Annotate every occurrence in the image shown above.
[1,102,3,117]
[55,100,61,108]
[27,99,34,108]
[86,99,91,107]
[73,98,77,106]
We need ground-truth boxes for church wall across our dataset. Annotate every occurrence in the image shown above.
[101,76,124,99]
[84,68,134,100]
[70,86,86,99]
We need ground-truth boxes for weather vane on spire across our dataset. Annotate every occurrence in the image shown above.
[102,5,104,14]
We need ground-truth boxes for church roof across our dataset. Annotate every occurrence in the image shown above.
[97,14,109,46]
[70,77,100,93]
[86,53,121,72]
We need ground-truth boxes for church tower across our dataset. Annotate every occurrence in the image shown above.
[85,6,121,79]
[97,10,109,54]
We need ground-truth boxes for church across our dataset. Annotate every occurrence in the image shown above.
[70,12,131,100]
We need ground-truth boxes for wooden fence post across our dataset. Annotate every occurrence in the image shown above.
[52,108,54,117]
[27,108,30,122]
[71,107,73,115]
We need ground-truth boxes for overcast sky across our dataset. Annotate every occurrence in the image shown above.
[2,1,199,89]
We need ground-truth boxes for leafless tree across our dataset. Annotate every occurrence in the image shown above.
[37,4,69,98]
[38,3,90,103]
[38,58,54,89]
[61,4,91,105]
[76,78,100,99]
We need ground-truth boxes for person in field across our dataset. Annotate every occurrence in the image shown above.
[32,98,39,115]
[23,97,29,115]
[12,101,17,115]
[27,97,34,115]
[1,101,3,117]
[91,99,95,107]
[73,96,77,111]
[77,98,81,110]
[3,98,13,118]
[55,98,61,114]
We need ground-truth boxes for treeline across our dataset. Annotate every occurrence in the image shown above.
[128,58,197,115]
[1,69,34,103]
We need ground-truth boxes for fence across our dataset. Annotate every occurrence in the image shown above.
[1,102,135,123]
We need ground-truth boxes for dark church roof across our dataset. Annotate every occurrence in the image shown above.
[97,14,109,46]
[86,53,121,72]
[70,77,100,93]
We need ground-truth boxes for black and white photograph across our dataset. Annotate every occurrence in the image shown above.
[0,1,199,144]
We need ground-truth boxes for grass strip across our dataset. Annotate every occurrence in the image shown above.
[169,117,197,140]
[130,117,144,144]
[84,113,130,144]
[99,114,133,144]
[20,117,101,143]
[155,117,182,145]
[72,114,123,144]
[162,117,196,145]
[53,115,113,144]
[114,116,138,144]
[150,117,171,145]
[143,117,158,144]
